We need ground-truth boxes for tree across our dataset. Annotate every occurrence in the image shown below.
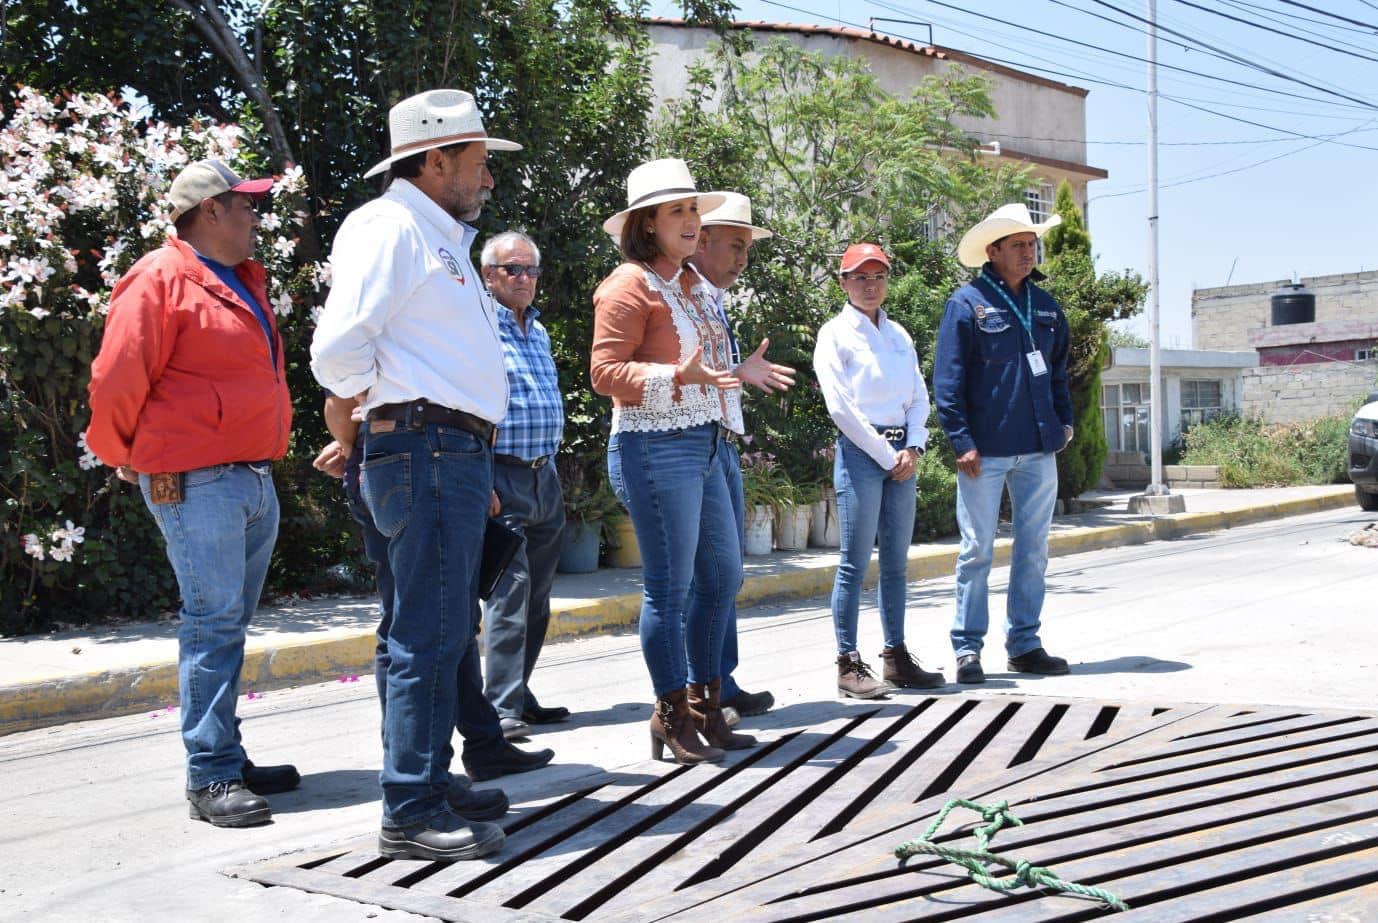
[1042,180,1147,499]
[653,39,1030,508]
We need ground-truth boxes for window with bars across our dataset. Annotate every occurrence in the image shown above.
[1102,382,1150,454]
[1025,183,1054,262]
[1181,379,1223,430]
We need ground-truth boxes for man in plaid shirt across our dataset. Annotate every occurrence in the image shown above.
[480,231,569,739]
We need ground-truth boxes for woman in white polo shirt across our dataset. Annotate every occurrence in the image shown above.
[813,243,947,699]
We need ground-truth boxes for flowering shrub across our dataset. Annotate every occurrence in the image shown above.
[0,88,323,634]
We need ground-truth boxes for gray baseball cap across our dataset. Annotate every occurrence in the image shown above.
[168,159,274,221]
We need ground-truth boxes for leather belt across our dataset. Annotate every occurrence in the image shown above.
[718,425,743,446]
[369,400,496,444]
[494,453,549,469]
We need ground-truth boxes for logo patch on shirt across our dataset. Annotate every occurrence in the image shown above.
[1036,309,1058,320]
[437,248,466,285]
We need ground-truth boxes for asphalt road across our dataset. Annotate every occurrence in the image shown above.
[1,505,1373,922]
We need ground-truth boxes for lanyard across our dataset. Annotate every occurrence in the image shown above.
[982,270,1034,345]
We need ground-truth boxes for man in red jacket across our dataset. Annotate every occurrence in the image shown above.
[87,160,296,827]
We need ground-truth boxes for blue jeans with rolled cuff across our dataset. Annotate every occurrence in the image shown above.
[830,431,916,655]
[140,463,278,791]
[360,420,492,829]
[608,422,742,697]
[951,451,1059,659]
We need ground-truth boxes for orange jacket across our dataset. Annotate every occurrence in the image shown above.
[87,236,292,473]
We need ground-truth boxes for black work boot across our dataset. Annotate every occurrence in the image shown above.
[379,810,504,861]
[445,776,509,821]
[956,654,985,685]
[880,643,946,689]
[187,780,272,827]
[1007,647,1070,676]
[242,759,300,795]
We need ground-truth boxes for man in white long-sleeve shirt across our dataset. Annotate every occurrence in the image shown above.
[311,89,520,864]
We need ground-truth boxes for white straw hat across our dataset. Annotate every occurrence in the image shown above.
[956,203,1062,268]
[699,191,773,241]
[364,89,521,179]
[602,159,725,238]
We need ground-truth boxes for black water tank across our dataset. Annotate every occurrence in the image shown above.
[1271,283,1315,325]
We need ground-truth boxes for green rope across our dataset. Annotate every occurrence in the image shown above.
[893,798,1130,912]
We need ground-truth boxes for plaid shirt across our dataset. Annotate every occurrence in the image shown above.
[493,303,564,460]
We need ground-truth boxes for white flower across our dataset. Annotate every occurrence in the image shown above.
[49,542,75,563]
[271,291,293,316]
[51,520,86,545]
[271,236,296,258]
[29,305,51,320]
[77,431,101,470]
[258,212,282,232]
[274,164,305,195]
[22,534,44,560]
[8,256,54,284]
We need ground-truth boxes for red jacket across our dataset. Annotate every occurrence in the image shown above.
[87,236,292,473]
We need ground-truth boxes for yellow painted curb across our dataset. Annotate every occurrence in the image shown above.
[0,487,1357,735]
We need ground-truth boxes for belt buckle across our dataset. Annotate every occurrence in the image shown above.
[529,456,547,469]
[882,427,905,442]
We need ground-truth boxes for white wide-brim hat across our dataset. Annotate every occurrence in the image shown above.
[364,89,521,179]
[957,203,1062,268]
[602,158,725,238]
[700,191,773,241]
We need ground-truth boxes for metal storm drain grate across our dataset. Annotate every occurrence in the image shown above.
[229,697,1378,920]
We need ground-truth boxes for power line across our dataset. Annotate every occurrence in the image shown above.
[1166,0,1378,63]
[883,0,1378,108]
[1221,0,1378,44]
[1271,0,1378,31]
[966,128,1378,145]
[1078,0,1378,108]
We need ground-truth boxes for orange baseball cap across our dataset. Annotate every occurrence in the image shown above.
[839,242,890,274]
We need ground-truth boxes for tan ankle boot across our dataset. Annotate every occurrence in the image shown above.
[837,651,889,699]
[688,678,756,750]
[650,688,724,764]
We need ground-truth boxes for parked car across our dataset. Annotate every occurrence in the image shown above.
[1350,396,1378,512]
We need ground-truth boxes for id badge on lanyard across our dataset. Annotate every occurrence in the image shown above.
[986,271,1048,377]
[1027,350,1047,376]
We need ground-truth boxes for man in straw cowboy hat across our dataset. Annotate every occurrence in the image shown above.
[933,203,1075,686]
[687,192,795,723]
[88,159,297,829]
[311,89,523,862]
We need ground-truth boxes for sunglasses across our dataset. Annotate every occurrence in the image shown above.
[497,264,542,279]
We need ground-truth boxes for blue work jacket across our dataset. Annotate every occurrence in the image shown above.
[933,264,1073,458]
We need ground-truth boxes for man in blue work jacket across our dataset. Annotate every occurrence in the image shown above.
[933,203,1075,685]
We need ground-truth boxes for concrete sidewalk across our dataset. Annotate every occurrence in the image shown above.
[0,483,1359,735]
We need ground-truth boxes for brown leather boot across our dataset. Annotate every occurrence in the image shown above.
[688,679,756,750]
[837,651,889,699]
[650,688,725,764]
[881,642,946,689]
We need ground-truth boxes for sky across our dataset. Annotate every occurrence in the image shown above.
[648,0,1378,348]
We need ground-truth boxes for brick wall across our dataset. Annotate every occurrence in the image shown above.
[1192,270,1378,351]
[1240,361,1378,423]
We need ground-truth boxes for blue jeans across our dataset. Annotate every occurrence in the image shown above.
[361,421,492,828]
[140,463,278,790]
[831,436,916,654]
[608,423,741,697]
[483,461,565,719]
[685,436,746,700]
[343,446,504,757]
[952,452,1059,659]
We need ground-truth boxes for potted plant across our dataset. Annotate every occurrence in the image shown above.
[773,477,813,552]
[807,444,840,547]
[604,508,641,568]
[557,457,622,574]
[740,450,788,555]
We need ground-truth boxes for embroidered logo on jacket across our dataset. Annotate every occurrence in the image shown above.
[437,248,466,285]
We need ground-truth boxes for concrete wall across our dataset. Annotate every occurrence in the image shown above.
[1240,360,1378,423]
[645,23,1097,212]
[1192,270,1378,351]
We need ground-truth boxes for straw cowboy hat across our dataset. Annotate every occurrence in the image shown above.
[956,203,1062,268]
[700,192,773,241]
[364,89,521,179]
[602,158,725,237]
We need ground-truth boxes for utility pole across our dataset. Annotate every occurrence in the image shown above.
[1131,0,1186,515]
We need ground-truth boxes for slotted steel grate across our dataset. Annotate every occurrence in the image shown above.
[229,697,1378,921]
